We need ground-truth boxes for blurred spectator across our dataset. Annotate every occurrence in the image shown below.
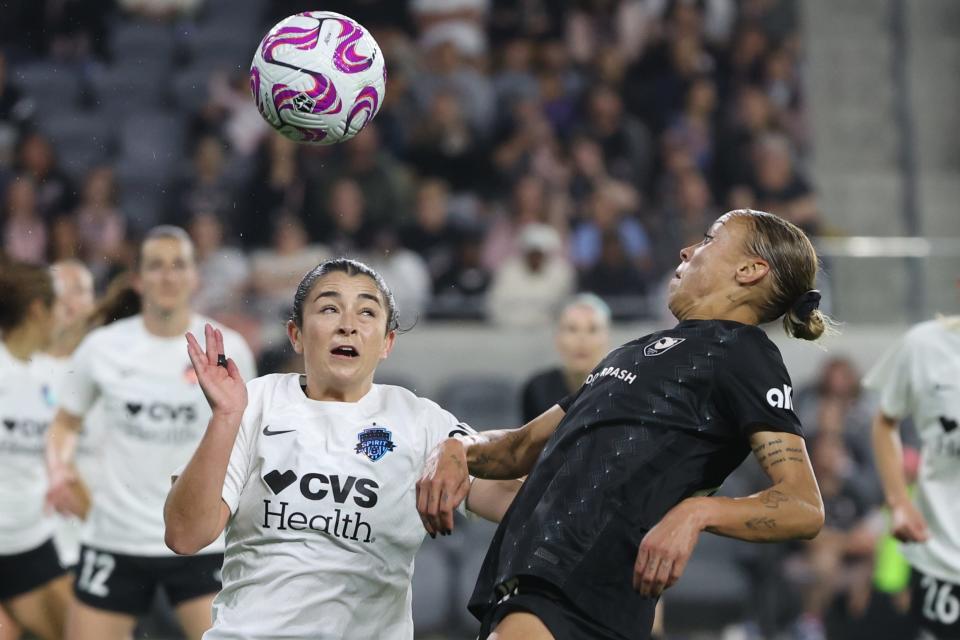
[117,0,205,21]
[794,357,879,495]
[250,214,329,335]
[188,212,250,316]
[365,227,432,327]
[411,35,496,137]
[44,0,113,60]
[2,175,46,263]
[786,432,881,640]
[483,174,562,270]
[431,228,491,320]
[400,178,460,282]
[665,75,718,173]
[15,132,76,219]
[193,71,270,157]
[493,37,538,111]
[74,166,127,283]
[323,124,413,227]
[407,89,489,192]
[411,0,490,58]
[324,178,374,255]
[648,169,719,274]
[751,133,819,232]
[488,223,573,327]
[570,184,651,271]
[492,97,571,195]
[714,85,777,199]
[240,135,305,249]
[0,53,34,147]
[168,135,235,225]
[566,0,650,65]
[520,293,611,422]
[624,5,717,132]
[579,84,653,190]
[537,40,583,134]
[579,230,649,318]
[48,215,83,263]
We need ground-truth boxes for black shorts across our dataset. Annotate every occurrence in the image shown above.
[910,568,960,639]
[0,538,67,601]
[73,545,222,615]
[478,577,630,640]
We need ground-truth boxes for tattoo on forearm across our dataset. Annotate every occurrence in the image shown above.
[745,517,777,530]
[469,430,525,478]
[761,489,789,509]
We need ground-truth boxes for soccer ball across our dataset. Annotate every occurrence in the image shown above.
[250,12,386,145]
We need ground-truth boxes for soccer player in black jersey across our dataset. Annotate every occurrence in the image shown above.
[418,209,828,640]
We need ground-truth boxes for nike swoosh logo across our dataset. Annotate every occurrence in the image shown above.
[263,425,295,436]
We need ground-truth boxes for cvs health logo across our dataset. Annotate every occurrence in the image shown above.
[766,385,794,410]
[125,401,197,423]
[261,469,380,543]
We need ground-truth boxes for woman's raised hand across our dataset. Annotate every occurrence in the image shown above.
[186,323,247,418]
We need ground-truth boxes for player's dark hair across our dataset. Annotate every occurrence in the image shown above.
[88,272,141,329]
[728,209,833,341]
[135,225,195,269]
[291,258,399,333]
[0,260,55,331]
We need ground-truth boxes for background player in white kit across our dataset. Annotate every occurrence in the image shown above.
[867,311,960,639]
[31,260,98,568]
[0,261,80,640]
[45,226,256,640]
[164,258,522,639]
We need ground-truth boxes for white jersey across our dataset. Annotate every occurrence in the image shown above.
[205,374,476,640]
[58,315,256,557]
[864,317,960,580]
[0,342,57,554]
[31,352,106,566]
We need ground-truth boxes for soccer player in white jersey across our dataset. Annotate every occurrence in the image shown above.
[164,258,523,640]
[30,260,98,568]
[0,261,80,640]
[45,226,256,640]
[867,312,960,639]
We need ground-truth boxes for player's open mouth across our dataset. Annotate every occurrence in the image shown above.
[330,345,360,358]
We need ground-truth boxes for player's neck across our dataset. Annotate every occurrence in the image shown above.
[679,296,761,326]
[303,375,374,403]
[142,306,193,338]
[2,328,42,362]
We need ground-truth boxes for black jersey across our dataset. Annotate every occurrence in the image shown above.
[468,320,803,639]
[521,367,573,423]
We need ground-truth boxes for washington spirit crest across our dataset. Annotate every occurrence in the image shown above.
[355,426,395,462]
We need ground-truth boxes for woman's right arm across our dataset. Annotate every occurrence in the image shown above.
[871,411,929,542]
[164,324,248,555]
[45,409,90,517]
[164,413,240,554]
[417,405,564,534]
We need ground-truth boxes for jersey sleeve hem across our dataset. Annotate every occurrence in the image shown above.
[741,421,804,437]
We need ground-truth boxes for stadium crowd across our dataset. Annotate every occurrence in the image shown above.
[2,1,921,639]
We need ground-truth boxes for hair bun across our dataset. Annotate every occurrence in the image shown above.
[791,289,821,321]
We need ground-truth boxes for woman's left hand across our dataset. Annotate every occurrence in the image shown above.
[633,498,705,598]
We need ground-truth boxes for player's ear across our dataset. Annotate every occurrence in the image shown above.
[380,330,396,361]
[287,320,304,355]
[735,258,769,285]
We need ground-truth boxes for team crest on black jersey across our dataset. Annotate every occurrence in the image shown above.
[644,337,686,357]
[355,425,395,462]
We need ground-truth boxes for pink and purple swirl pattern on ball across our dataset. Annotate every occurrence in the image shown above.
[345,86,380,132]
[261,22,321,62]
[249,65,265,117]
[333,19,374,74]
[288,125,328,143]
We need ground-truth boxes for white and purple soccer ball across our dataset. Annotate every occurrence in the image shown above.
[250,11,385,145]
